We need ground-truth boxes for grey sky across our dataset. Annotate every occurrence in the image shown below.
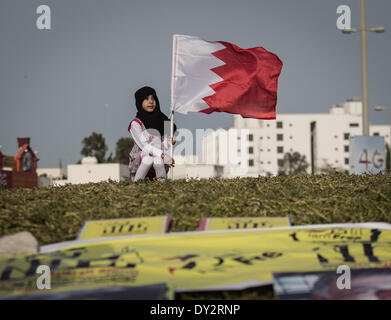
[1,0,390,168]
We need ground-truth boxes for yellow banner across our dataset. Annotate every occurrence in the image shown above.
[1,223,391,295]
[198,217,291,231]
[77,216,170,240]
[0,267,174,299]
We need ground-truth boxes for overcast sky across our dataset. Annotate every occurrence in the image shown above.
[1,0,390,168]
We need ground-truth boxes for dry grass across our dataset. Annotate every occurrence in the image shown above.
[1,173,390,299]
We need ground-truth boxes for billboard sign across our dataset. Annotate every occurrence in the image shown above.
[349,136,386,174]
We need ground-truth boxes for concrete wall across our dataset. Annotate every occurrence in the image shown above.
[37,168,65,179]
[66,163,129,184]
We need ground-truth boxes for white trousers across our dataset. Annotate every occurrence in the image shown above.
[133,155,166,182]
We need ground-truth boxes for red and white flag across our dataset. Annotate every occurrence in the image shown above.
[171,34,283,119]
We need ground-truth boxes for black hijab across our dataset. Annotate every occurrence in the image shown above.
[134,86,176,137]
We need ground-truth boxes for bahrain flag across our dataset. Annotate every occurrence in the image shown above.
[171,34,283,119]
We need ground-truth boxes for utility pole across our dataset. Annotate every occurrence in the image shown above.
[342,0,385,135]
[360,0,369,136]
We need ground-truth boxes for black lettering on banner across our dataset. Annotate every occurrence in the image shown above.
[214,257,224,266]
[50,259,61,271]
[1,266,13,281]
[228,222,267,229]
[370,229,381,242]
[76,260,90,268]
[290,233,299,241]
[25,259,41,277]
[334,245,355,262]
[60,247,87,258]
[262,252,283,258]
[164,254,198,262]
[102,223,151,235]
[0,250,143,282]
[363,243,380,263]
[317,253,328,264]
[233,252,282,265]
[233,256,264,265]
[182,262,196,270]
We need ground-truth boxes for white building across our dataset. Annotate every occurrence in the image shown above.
[37,168,65,180]
[203,99,391,177]
[46,156,222,186]
[172,155,224,179]
[53,157,129,186]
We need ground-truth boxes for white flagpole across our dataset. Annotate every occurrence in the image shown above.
[170,109,174,180]
[170,35,178,180]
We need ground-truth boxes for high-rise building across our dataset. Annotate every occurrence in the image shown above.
[203,99,391,177]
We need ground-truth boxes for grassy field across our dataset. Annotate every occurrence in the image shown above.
[1,173,391,299]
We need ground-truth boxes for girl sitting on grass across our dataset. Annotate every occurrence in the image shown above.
[128,86,176,182]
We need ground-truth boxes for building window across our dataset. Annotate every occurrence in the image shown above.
[344,145,349,152]
[277,134,283,141]
[345,158,349,165]
[267,149,271,152]
[373,132,379,136]
[267,161,271,164]
[260,148,263,152]
[335,160,339,163]
[349,123,359,127]
[261,161,264,164]
[249,159,254,166]
[267,136,270,139]
[344,133,350,140]
[249,147,254,154]
[248,134,253,141]
[277,121,283,129]
[277,146,284,153]
[289,123,292,127]
[260,136,263,140]
[267,124,270,127]
[290,136,293,139]
[277,159,284,167]
[335,135,338,139]
[335,147,338,151]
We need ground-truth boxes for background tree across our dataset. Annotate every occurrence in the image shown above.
[3,155,15,168]
[80,132,108,163]
[278,151,309,176]
[114,137,134,165]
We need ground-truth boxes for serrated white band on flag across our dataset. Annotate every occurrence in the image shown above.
[171,34,225,114]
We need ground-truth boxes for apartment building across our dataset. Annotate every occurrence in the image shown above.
[203,99,390,177]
